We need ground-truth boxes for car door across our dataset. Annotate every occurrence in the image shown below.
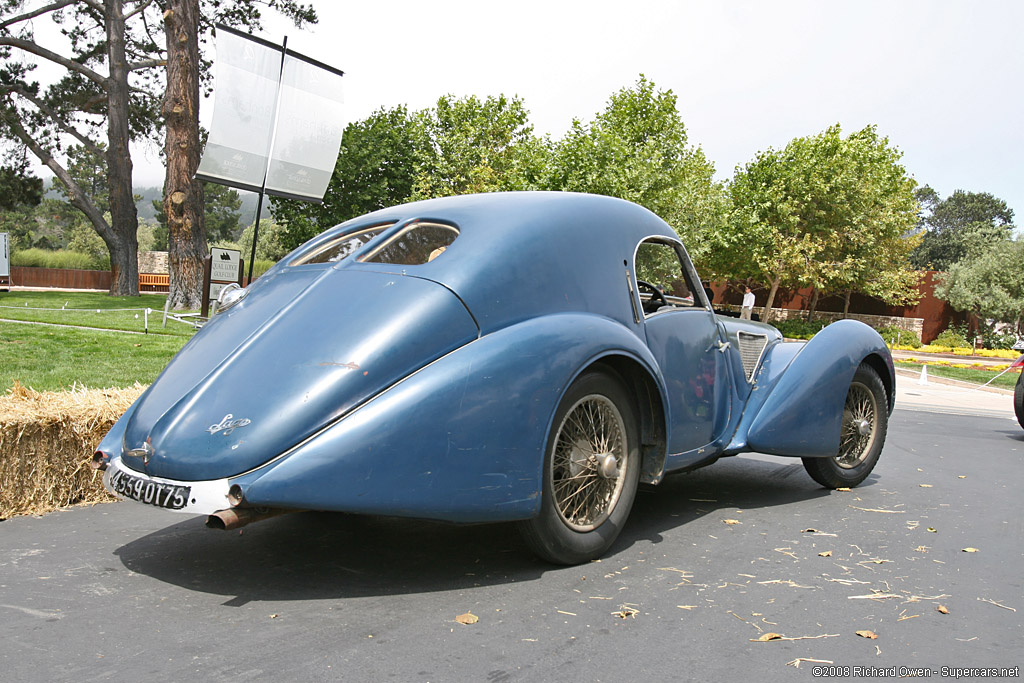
[633,237,731,457]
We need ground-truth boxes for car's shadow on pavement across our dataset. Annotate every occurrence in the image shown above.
[113,455,846,604]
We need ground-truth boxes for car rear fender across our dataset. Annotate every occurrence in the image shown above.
[730,319,893,458]
[231,313,666,523]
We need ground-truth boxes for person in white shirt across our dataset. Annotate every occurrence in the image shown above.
[740,285,755,320]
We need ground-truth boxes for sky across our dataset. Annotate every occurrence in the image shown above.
[48,0,1024,223]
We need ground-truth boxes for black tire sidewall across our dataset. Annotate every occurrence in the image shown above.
[521,369,641,565]
[1015,371,1024,430]
[802,363,888,488]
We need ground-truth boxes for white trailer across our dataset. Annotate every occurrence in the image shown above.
[0,232,10,289]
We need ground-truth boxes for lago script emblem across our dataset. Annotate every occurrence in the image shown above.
[207,414,252,436]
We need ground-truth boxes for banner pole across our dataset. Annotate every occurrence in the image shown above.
[247,34,288,285]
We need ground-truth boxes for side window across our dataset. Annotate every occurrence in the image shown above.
[361,221,459,266]
[634,239,702,315]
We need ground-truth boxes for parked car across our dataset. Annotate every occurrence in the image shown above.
[94,192,895,564]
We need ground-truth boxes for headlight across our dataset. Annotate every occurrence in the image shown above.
[216,283,247,314]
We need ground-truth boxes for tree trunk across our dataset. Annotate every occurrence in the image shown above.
[162,0,207,310]
[843,290,852,318]
[762,277,781,323]
[104,0,139,296]
[806,288,820,322]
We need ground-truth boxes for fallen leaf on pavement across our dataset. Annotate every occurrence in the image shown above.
[455,612,479,625]
[937,605,949,614]
[818,550,833,557]
[856,630,879,639]
[723,519,741,525]
[961,547,979,553]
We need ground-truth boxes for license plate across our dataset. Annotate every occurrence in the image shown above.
[109,467,191,510]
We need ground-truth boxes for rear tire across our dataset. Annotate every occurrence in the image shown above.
[802,363,887,488]
[519,369,640,565]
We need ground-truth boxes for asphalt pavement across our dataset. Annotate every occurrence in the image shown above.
[1,376,1021,682]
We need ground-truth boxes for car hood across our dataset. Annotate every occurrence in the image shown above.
[121,267,479,481]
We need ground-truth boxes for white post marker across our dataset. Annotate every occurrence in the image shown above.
[918,365,929,385]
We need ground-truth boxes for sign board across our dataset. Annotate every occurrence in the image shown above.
[202,248,244,318]
[0,232,9,286]
[210,247,242,282]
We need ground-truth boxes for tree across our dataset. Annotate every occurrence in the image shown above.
[160,0,315,308]
[271,105,428,252]
[936,237,1024,332]
[0,163,42,210]
[152,179,241,247]
[715,125,920,321]
[412,93,547,199]
[544,76,727,262]
[1,0,165,295]
[909,189,1015,270]
[0,0,317,298]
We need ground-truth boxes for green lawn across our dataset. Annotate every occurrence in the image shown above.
[0,290,195,337]
[895,360,1020,391]
[0,322,190,391]
[0,291,199,391]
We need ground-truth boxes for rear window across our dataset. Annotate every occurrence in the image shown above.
[289,224,393,266]
[361,221,458,265]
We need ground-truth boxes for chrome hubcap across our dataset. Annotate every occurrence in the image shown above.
[552,395,627,531]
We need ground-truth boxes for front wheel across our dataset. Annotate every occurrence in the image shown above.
[1014,371,1023,430]
[518,369,640,565]
[802,363,888,488]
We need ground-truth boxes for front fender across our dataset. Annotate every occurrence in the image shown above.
[742,320,893,458]
[232,313,664,522]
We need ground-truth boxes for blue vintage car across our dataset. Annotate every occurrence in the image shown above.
[95,192,895,564]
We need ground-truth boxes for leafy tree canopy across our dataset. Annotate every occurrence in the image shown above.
[713,124,920,319]
[910,188,1016,270]
[0,163,42,210]
[544,76,727,260]
[412,93,547,199]
[936,237,1024,330]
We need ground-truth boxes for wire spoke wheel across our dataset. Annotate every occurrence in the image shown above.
[802,363,888,489]
[518,369,640,564]
[836,381,878,468]
[551,395,627,531]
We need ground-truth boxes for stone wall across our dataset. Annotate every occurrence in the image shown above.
[137,251,169,274]
[720,304,924,339]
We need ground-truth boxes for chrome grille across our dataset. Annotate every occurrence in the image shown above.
[737,331,769,382]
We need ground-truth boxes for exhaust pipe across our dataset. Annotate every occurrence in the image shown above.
[205,507,294,530]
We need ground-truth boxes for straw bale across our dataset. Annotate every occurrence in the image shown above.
[0,382,145,519]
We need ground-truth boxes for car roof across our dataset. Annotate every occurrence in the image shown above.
[315,192,682,333]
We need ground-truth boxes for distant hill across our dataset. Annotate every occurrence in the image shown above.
[42,178,271,229]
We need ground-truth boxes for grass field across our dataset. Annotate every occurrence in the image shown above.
[895,360,1020,390]
[0,291,197,391]
[0,290,194,336]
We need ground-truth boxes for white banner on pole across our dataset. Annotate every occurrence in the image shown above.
[195,30,281,193]
[265,54,346,201]
[196,26,345,202]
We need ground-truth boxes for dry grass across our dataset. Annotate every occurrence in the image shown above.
[0,381,144,519]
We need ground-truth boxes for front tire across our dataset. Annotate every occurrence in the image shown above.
[519,369,640,565]
[802,363,888,488]
[1014,371,1023,430]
